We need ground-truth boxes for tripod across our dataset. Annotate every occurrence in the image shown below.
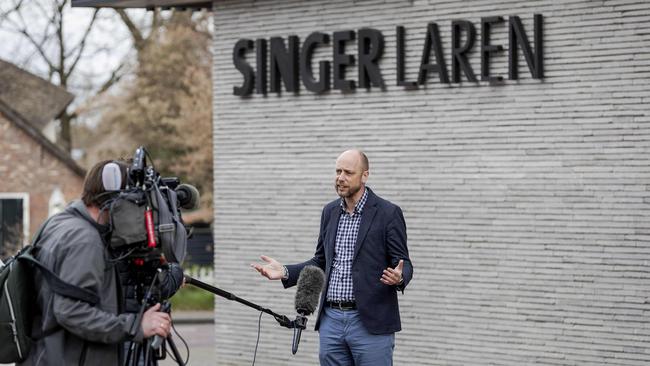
[123,300,186,366]
[122,266,187,366]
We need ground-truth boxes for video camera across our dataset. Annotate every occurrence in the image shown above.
[103,147,200,365]
[106,146,199,268]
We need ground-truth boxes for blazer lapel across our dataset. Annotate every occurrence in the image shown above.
[326,204,341,262]
[353,190,377,262]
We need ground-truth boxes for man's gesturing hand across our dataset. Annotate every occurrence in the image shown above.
[380,260,404,286]
[250,255,285,280]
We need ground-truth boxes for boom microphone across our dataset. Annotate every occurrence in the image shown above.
[292,266,325,354]
[175,184,200,210]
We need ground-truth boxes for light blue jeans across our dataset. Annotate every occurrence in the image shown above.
[319,307,395,366]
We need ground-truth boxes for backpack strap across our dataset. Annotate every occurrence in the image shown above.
[19,252,99,306]
[26,214,100,306]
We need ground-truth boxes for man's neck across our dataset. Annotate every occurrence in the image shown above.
[86,205,102,224]
[344,186,366,214]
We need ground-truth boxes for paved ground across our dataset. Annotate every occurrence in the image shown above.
[1,312,215,366]
[159,311,215,366]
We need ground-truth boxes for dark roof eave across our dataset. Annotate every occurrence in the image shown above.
[0,99,86,178]
[0,59,76,128]
[71,0,212,9]
[54,96,75,120]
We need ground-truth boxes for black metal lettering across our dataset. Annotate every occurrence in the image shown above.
[509,14,544,79]
[233,39,254,96]
[418,22,449,85]
[333,30,356,92]
[451,20,477,83]
[300,32,331,93]
[481,16,504,82]
[270,36,299,93]
[396,26,418,89]
[255,39,267,94]
[357,28,385,89]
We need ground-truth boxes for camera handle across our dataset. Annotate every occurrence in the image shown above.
[184,275,297,329]
[150,301,171,349]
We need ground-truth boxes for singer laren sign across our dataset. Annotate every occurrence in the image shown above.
[232,14,543,96]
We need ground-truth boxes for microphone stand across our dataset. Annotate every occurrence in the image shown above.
[184,275,298,329]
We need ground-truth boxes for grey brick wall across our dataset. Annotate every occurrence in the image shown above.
[210,1,650,365]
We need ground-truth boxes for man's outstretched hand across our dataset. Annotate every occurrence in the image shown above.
[251,255,285,280]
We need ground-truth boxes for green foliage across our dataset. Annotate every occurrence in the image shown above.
[170,285,214,311]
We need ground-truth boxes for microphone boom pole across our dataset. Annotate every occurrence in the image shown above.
[184,275,294,328]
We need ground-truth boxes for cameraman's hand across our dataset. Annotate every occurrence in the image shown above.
[141,303,172,338]
[250,255,285,280]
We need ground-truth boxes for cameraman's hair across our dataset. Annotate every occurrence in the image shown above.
[82,159,128,207]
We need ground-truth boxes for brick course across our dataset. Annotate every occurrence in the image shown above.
[0,113,83,238]
[211,1,650,365]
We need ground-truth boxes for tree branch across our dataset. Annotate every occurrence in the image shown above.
[57,0,66,86]
[18,27,56,74]
[65,9,99,79]
[0,0,24,23]
[116,9,146,51]
[96,60,127,95]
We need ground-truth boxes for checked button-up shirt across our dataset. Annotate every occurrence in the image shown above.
[326,188,369,302]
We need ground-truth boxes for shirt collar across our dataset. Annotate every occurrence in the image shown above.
[340,187,369,215]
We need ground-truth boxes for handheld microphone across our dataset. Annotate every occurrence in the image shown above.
[175,184,200,210]
[292,266,325,355]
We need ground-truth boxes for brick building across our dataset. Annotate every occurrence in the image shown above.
[0,60,84,258]
[74,1,650,365]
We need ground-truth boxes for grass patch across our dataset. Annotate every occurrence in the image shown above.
[170,285,214,311]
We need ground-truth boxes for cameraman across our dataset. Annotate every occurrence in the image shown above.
[19,160,172,366]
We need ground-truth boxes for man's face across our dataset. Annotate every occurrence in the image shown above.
[334,151,368,199]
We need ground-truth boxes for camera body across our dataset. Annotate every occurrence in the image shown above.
[108,147,189,266]
[107,147,194,365]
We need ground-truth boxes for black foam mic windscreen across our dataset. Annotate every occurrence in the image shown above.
[175,184,200,210]
[294,266,325,315]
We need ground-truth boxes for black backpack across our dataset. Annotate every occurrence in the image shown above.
[0,217,99,363]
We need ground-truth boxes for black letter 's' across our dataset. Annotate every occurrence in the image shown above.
[233,39,254,96]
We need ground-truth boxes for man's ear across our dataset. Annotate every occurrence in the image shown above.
[362,170,369,184]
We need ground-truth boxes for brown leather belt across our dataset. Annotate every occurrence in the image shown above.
[326,301,357,310]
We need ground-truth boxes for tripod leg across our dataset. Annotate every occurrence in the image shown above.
[143,339,152,366]
[124,342,134,366]
[166,335,185,366]
[124,341,138,366]
[132,342,142,366]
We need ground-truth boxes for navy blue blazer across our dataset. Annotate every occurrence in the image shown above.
[284,187,413,335]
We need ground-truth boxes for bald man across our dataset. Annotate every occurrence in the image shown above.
[252,149,413,366]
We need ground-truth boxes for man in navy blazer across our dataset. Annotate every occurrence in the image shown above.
[252,149,413,366]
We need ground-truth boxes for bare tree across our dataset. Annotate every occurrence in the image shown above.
[80,13,214,211]
[0,0,161,152]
